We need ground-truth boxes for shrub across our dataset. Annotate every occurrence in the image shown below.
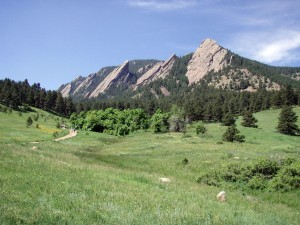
[182,158,189,165]
[53,131,59,137]
[222,125,245,143]
[151,109,170,133]
[250,158,279,178]
[241,111,258,128]
[197,171,222,187]
[222,113,236,126]
[32,113,39,121]
[195,122,207,135]
[198,158,300,192]
[26,116,33,127]
[269,161,300,192]
[116,124,130,136]
[247,175,267,190]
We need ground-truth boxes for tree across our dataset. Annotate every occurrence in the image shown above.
[222,125,245,142]
[241,111,258,128]
[26,116,33,127]
[168,105,186,132]
[151,109,170,133]
[277,106,299,135]
[222,113,236,126]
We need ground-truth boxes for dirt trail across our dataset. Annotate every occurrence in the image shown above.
[54,129,77,141]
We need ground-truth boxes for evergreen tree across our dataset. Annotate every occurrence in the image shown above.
[222,113,236,126]
[222,125,245,142]
[281,85,296,106]
[26,116,33,127]
[241,111,258,128]
[277,106,299,135]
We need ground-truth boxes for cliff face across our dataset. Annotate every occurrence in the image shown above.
[134,54,177,89]
[60,76,85,98]
[89,60,131,98]
[186,38,231,84]
[59,38,299,99]
[58,60,159,98]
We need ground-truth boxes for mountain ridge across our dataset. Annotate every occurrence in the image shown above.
[59,38,300,99]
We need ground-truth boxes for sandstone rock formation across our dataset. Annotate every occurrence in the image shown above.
[60,76,85,97]
[61,83,72,98]
[134,54,177,89]
[186,38,231,84]
[89,60,130,98]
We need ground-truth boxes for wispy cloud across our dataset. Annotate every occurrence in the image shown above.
[127,0,197,11]
[222,0,300,65]
[255,32,300,63]
[228,30,300,65]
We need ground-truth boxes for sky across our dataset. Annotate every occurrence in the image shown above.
[0,0,300,90]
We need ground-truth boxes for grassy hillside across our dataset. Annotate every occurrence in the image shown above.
[0,107,300,224]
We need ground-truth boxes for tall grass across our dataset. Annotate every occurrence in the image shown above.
[0,107,299,224]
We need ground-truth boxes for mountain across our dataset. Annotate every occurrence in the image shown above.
[59,38,300,99]
[186,38,231,84]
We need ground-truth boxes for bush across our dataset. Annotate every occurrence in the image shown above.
[32,113,39,121]
[197,171,222,187]
[182,158,189,165]
[151,109,170,133]
[241,111,258,128]
[116,124,130,136]
[195,122,207,135]
[197,158,300,192]
[26,116,33,127]
[222,125,245,143]
[222,113,236,126]
[269,161,300,192]
[248,175,267,190]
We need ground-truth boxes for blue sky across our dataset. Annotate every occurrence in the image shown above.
[1,0,299,90]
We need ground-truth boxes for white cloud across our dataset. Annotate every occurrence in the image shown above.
[255,34,300,63]
[128,0,197,11]
[228,31,300,65]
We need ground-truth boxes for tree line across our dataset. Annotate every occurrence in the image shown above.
[0,78,75,116]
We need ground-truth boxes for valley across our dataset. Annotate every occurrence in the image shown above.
[1,106,299,224]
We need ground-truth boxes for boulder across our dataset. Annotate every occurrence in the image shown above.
[216,191,226,202]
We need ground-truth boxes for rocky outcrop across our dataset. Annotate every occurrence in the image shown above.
[61,83,72,98]
[60,76,85,97]
[186,38,231,84]
[89,60,130,97]
[160,86,170,96]
[134,54,177,89]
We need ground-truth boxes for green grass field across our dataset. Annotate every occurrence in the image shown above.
[0,107,300,224]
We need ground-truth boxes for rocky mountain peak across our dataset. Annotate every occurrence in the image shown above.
[89,60,130,98]
[134,54,177,89]
[186,38,231,84]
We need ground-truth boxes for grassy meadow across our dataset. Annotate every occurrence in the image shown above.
[0,106,300,224]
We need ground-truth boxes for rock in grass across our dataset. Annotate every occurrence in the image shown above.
[159,177,170,183]
[217,191,226,202]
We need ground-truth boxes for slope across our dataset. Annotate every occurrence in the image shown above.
[1,107,300,224]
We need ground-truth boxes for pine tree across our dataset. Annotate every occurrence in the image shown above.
[26,116,33,127]
[277,106,299,135]
[241,111,258,128]
[222,113,236,126]
[222,125,245,142]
